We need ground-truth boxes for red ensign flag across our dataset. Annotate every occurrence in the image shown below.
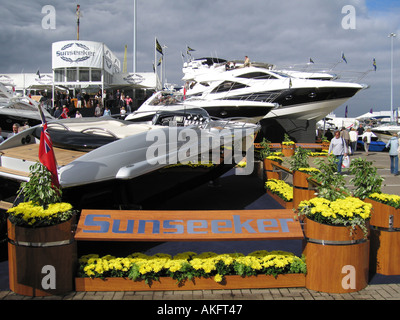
[38,106,59,187]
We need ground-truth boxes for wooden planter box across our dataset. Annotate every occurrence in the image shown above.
[75,274,306,292]
[292,171,317,209]
[364,198,400,275]
[321,142,330,151]
[303,217,369,294]
[266,190,293,209]
[364,198,400,229]
[263,159,280,180]
[281,144,295,157]
[7,216,77,297]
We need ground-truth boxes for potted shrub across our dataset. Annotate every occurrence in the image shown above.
[349,158,384,200]
[281,134,295,157]
[309,155,350,201]
[297,196,372,293]
[365,192,400,275]
[6,162,77,297]
[320,136,330,150]
[259,138,284,180]
[295,155,372,293]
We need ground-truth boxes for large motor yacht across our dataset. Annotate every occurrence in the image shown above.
[182,58,367,122]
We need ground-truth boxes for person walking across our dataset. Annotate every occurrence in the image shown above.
[328,130,348,173]
[361,128,373,155]
[340,127,350,153]
[385,132,399,176]
[349,127,358,155]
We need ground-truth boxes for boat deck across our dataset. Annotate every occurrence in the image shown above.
[0,144,86,166]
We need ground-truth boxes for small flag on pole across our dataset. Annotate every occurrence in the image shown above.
[341,52,347,63]
[38,105,59,187]
[156,39,163,55]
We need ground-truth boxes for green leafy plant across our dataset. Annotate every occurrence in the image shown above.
[259,138,272,160]
[7,162,75,228]
[282,133,295,145]
[288,147,310,171]
[309,155,350,201]
[17,162,62,207]
[349,158,384,199]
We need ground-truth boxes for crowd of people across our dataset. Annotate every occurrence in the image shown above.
[324,124,399,175]
[39,89,137,119]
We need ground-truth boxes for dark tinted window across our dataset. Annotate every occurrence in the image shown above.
[236,72,277,80]
[211,81,249,93]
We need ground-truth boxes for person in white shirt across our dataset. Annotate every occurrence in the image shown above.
[361,128,373,155]
[328,130,348,173]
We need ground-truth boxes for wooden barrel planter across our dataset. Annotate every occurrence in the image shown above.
[281,144,295,157]
[263,159,280,181]
[292,171,317,209]
[7,215,77,297]
[303,217,369,293]
[364,198,400,275]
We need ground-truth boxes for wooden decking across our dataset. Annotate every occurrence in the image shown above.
[0,144,86,166]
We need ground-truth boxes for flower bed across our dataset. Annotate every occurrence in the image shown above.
[308,151,328,157]
[265,155,283,164]
[368,192,400,209]
[76,251,306,291]
[297,197,372,237]
[265,179,293,202]
[7,201,74,228]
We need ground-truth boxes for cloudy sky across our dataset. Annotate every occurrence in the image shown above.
[1,0,399,118]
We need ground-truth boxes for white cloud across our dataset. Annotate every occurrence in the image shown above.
[0,0,399,117]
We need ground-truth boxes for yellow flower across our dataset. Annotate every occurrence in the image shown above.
[214,274,223,283]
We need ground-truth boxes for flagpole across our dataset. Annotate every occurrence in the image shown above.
[133,0,137,73]
[76,5,80,40]
[389,33,396,122]
[154,37,157,89]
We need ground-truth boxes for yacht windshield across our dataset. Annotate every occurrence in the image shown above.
[236,72,278,80]
[211,81,249,93]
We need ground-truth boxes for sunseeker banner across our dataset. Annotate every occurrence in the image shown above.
[52,40,104,69]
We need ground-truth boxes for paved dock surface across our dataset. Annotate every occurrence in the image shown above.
[1,150,399,302]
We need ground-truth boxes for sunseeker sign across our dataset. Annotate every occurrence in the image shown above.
[52,40,103,69]
[75,210,303,241]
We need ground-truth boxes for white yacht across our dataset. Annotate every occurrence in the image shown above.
[371,123,400,143]
[0,108,259,209]
[126,89,278,124]
[0,83,54,138]
[182,58,367,122]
